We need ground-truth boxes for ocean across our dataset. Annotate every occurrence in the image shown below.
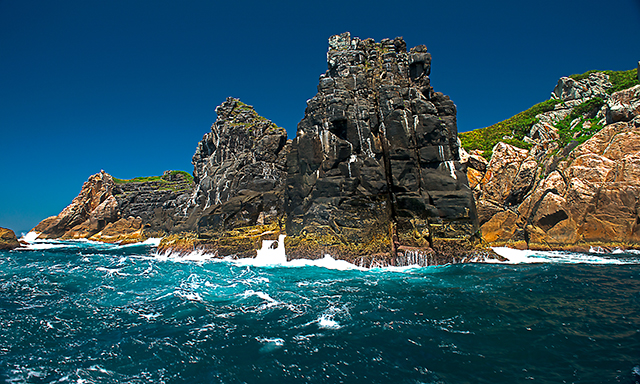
[1,235,639,383]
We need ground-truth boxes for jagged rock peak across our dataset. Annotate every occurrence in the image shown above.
[285,33,477,263]
[213,97,283,132]
[189,97,290,236]
[192,97,287,182]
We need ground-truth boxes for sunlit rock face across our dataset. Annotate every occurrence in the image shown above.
[285,32,478,262]
[190,97,290,238]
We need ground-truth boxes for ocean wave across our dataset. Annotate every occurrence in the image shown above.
[489,247,640,264]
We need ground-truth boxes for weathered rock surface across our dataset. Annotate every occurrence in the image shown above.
[189,97,290,239]
[34,171,119,239]
[32,34,484,265]
[607,85,640,123]
[285,32,478,265]
[551,72,611,101]
[33,170,195,241]
[468,71,640,250]
[0,227,20,250]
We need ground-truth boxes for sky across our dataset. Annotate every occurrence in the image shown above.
[1,0,639,233]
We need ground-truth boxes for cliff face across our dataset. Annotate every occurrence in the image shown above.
[465,69,640,250]
[285,33,477,264]
[31,34,480,264]
[189,98,290,238]
[33,171,194,242]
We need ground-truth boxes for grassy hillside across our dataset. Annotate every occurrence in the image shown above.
[459,99,561,159]
[459,68,639,159]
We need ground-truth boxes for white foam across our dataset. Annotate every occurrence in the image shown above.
[256,337,284,346]
[318,314,342,329]
[257,337,284,353]
[20,231,40,243]
[287,254,365,271]
[153,248,219,263]
[490,247,636,264]
[246,234,287,266]
[17,242,72,250]
[242,290,280,307]
[117,237,163,248]
[174,290,204,302]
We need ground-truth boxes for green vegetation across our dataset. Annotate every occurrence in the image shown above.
[459,99,562,159]
[569,68,639,94]
[459,68,638,161]
[113,171,194,192]
[554,98,605,147]
[113,175,161,184]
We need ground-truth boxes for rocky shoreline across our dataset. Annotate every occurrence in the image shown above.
[19,33,640,265]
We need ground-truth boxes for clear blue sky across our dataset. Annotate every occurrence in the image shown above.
[1,0,639,234]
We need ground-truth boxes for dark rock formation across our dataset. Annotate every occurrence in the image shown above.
[285,32,478,264]
[113,171,195,235]
[0,227,19,250]
[189,97,290,239]
[31,34,483,265]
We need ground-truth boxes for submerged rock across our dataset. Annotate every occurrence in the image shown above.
[0,227,19,250]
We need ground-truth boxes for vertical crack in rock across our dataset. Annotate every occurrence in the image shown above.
[285,32,478,264]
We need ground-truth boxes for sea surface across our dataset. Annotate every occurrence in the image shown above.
[1,235,639,384]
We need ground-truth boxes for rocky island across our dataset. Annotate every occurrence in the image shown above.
[27,33,640,264]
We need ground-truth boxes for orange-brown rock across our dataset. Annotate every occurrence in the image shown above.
[479,143,529,204]
[32,170,195,242]
[89,217,145,244]
[480,210,518,244]
[0,227,20,250]
[34,171,117,239]
[479,116,640,249]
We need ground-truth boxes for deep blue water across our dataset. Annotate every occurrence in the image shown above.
[1,240,639,383]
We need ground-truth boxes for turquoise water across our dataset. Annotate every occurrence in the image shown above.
[1,239,639,383]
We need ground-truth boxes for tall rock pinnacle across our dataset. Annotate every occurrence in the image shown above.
[285,32,478,264]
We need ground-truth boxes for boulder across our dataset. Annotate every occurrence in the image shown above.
[551,72,611,101]
[607,85,640,123]
[90,216,145,244]
[0,227,19,250]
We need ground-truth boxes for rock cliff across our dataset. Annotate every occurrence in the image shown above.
[285,33,478,265]
[33,171,194,243]
[463,68,640,250]
[189,97,290,238]
[32,34,480,265]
